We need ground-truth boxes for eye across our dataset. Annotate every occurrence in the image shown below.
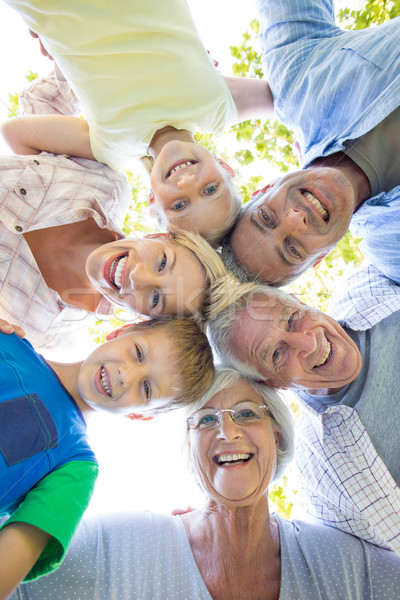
[204,184,218,196]
[143,380,150,400]
[272,348,280,363]
[288,243,301,259]
[260,209,273,225]
[136,344,143,362]
[171,200,187,211]
[152,290,160,309]
[235,408,257,422]
[198,414,218,429]
[159,253,167,271]
[288,310,301,330]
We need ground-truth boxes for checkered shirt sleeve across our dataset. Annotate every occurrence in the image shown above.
[329,264,400,330]
[295,404,400,554]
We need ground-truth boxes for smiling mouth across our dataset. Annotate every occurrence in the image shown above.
[314,340,332,368]
[100,366,112,397]
[215,453,252,466]
[302,190,329,222]
[166,160,197,178]
[109,254,128,289]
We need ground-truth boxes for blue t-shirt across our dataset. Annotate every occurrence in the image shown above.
[0,333,96,515]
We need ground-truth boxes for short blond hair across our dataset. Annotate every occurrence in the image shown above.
[121,317,215,413]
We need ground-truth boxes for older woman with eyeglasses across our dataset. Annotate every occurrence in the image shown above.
[10,368,400,600]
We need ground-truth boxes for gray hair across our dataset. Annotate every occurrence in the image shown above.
[186,367,295,482]
[219,209,256,282]
[207,281,292,380]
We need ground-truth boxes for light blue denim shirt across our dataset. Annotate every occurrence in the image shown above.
[351,189,400,284]
[257,0,400,283]
[256,0,400,167]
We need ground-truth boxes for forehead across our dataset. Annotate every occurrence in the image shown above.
[203,379,264,410]
[135,326,181,400]
[228,294,299,358]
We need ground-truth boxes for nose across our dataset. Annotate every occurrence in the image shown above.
[282,207,307,233]
[127,263,153,290]
[216,413,243,441]
[292,330,317,357]
[176,172,197,191]
[118,362,137,388]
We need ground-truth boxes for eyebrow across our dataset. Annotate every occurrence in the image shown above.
[249,214,296,267]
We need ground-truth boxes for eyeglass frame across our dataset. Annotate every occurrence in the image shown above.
[186,403,274,431]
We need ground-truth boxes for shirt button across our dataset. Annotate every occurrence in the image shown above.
[15,225,23,232]
[19,188,27,195]
[33,159,40,165]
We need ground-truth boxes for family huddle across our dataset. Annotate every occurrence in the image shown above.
[1,0,400,598]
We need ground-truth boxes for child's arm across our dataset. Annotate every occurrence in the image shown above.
[1,115,96,160]
[0,522,50,600]
[224,75,274,122]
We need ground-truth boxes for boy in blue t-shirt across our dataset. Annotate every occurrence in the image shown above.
[0,317,214,599]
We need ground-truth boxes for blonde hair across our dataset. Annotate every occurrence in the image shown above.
[171,229,233,326]
[204,175,242,247]
[121,318,215,413]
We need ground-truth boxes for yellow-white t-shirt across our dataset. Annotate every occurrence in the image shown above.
[9,0,237,168]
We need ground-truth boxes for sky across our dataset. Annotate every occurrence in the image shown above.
[0,0,358,517]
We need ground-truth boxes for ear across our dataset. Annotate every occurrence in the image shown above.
[250,183,273,199]
[313,252,328,269]
[214,157,235,178]
[143,232,174,241]
[105,324,134,341]
[274,430,280,448]
[124,413,154,421]
[148,190,157,217]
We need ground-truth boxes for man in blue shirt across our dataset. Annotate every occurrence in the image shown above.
[223,0,400,285]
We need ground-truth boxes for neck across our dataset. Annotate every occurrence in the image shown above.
[46,360,93,419]
[311,152,371,212]
[147,126,194,159]
[181,495,281,599]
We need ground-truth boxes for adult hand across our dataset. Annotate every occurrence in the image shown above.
[171,505,196,516]
[29,29,54,60]
[0,319,25,338]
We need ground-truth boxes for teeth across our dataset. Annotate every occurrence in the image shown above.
[316,341,331,367]
[217,453,251,465]
[169,161,195,176]
[303,191,329,221]
[109,256,128,289]
[100,366,112,397]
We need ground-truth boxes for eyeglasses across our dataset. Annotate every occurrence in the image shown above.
[187,402,273,431]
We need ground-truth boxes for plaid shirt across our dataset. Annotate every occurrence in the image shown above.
[295,264,400,554]
[0,68,131,348]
